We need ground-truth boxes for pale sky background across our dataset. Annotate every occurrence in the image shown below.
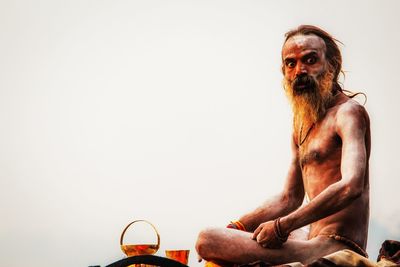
[1,1,399,266]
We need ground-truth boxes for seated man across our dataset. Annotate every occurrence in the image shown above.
[195,25,371,266]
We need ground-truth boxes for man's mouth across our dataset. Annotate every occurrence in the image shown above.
[293,75,316,93]
[295,84,308,90]
[293,83,312,93]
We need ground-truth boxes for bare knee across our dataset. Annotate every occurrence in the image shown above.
[196,227,220,260]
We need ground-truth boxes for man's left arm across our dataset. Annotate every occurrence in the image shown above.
[254,104,369,247]
[280,104,368,236]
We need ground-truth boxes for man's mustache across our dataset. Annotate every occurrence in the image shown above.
[292,74,317,93]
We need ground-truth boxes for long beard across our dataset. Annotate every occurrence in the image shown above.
[283,70,335,131]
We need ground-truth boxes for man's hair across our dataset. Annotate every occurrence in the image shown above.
[283,25,343,92]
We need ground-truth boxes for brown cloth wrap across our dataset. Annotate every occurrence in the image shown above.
[238,240,400,267]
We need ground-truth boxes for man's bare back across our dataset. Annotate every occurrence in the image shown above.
[195,25,371,266]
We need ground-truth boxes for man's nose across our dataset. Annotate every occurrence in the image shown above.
[295,62,307,76]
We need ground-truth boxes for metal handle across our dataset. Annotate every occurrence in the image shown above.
[119,220,160,247]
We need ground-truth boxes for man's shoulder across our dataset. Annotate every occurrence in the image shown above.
[335,97,370,129]
[337,97,368,115]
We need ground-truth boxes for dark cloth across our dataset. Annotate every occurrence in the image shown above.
[305,258,339,267]
[238,261,290,267]
[377,240,400,264]
[238,260,274,267]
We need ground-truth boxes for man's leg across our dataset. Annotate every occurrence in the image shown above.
[196,227,351,265]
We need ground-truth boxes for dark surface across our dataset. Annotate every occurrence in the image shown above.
[105,255,189,267]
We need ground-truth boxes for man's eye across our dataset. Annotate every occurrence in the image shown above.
[286,61,295,68]
[305,57,317,64]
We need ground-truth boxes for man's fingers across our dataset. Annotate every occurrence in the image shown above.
[256,231,265,243]
[252,226,261,240]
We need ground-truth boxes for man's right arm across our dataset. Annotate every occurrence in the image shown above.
[237,136,305,232]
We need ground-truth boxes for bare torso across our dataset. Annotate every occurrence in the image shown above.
[296,93,371,249]
[195,93,371,265]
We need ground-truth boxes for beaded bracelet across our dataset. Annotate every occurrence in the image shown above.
[273,217,288,243]
[227,220,247,231]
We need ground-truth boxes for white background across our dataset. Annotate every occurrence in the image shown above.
[1,1,399,266]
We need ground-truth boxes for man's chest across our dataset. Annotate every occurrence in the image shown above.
[298,119,342,167]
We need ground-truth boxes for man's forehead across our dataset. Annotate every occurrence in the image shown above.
[282,34,326,59]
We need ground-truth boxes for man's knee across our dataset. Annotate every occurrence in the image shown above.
[196,227,220,259]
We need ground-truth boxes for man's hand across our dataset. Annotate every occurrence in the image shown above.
[252,220,287,249]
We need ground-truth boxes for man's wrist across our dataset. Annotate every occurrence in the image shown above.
[273,217,289,243]
[279,216,293,237]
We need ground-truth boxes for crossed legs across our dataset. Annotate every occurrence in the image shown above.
[196,227,351,266]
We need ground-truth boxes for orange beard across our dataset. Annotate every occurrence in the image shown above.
[283,69,335,133]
